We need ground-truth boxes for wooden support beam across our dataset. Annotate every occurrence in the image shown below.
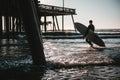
[71,15,77,32]
[19,17,22,33]
[9,17,12,31]
[16,17,19,33]
[3,16,6,33]
[44,16,47,32]
[12,17,15,39]
[55,16,60,31]
[5,16,10,41]
[19,0,46,65]
[0,15,2,44]
[0,15,2,37]
[62,15,64,31]
[52,16,56,31]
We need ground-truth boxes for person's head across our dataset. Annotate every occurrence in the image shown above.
[89,20,93,24]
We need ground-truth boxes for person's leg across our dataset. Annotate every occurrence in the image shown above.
[86,39,93,47]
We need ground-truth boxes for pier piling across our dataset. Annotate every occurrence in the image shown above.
[0,0,76,66]
[0,15,2,37]
[19,0,46,65]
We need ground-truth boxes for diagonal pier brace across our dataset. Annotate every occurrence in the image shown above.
[19,0,46,65]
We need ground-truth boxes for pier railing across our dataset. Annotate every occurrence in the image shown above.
[38,4,76,16]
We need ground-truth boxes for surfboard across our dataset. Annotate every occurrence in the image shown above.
[74,22,105,47]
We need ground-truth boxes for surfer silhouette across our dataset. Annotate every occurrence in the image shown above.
[83,20,95,47]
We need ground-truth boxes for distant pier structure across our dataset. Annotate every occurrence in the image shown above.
[0,1,76,36]
[38,4,76,32]
[0,0,76,66]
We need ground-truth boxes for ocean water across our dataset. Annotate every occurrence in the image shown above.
[0,29,120,80]
[42,38,120,80]
[42,30,120,80]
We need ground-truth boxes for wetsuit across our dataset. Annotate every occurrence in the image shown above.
[84,24,95,47]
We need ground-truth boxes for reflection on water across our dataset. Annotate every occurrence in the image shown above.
[0,39,32,70]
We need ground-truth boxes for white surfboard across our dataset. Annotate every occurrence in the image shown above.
[74,22,105,47]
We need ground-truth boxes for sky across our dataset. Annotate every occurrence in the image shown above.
[39,0,120,30]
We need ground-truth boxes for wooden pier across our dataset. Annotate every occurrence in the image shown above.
[0,0,76,66]
[0,0,46,66]
[39,4,76,32]
[39,4,76,16]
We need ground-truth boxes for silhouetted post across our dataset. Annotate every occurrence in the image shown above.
[19,0,46,65]
[0,15,2,43]
[9,17,11,31]
[0,15,2,36]
[52,16,56,31]
[62,0,64,31]
[62,15,64,31]
[44,16,47,32]
[71,15,77,32]
[4,16,6,35]
[55,16,60,31]
[16,17,19,33]
[12,17,15,39]
[5,16,10,41]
